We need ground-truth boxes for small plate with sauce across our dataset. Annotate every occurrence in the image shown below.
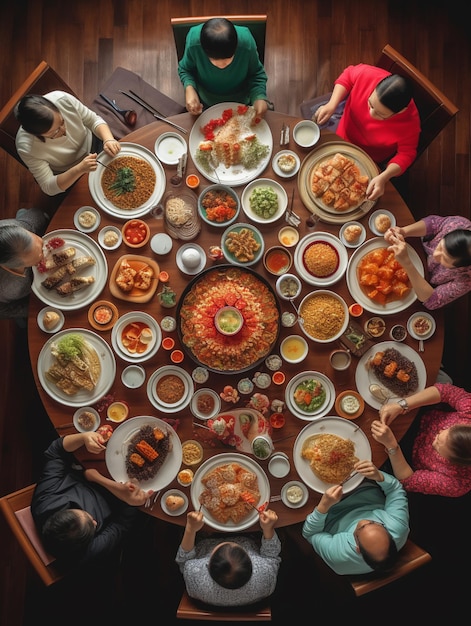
[88,300,119,331]
[190,388,221,421]
[335,390,365,420]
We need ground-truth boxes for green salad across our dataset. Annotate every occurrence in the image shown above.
[249,186,279,219]
[293,379,326,412]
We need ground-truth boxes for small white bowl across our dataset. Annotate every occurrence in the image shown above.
[293,120,320,149]
[73,407,100,432]
[74,206,101,232]
[278,226,300,248]
[281,480,309,508]
[98,225,122,250]
[121,364,146,388]
[272,150,301,178]
[268,452,290,478]
[339,221,367,249]
[280,335,308,364]
[276,273,302,300]
[154,132,187,165]
[150,233,173,255]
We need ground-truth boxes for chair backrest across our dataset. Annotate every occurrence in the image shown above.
[376,44,458,158]
[0,483,63,586]
[176,589,272,621]
[0,60,78,165]
[171,15,267,64]
[347,538,432,596]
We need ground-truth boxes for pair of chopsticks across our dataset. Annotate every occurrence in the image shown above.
[339,470,358,486]
[120,90,188,134]
[286,189,301,226]
[280,123,289,145]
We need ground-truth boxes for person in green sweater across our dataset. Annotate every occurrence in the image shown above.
[177,17,270,117]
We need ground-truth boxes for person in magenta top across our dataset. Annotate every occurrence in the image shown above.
[371,383,471,498]
[314,64,420,200]
[384,214,471,310]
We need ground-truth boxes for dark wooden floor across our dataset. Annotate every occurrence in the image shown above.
[0,1,470,624]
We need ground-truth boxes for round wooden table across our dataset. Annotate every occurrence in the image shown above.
[28,109,444,529]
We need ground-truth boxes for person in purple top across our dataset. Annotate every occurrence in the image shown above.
[371,383,471,497]
[384,214,471,309]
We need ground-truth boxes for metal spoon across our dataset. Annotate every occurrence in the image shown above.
[289,298,304,324]
[369,383,391,405]
[99,93,137,126]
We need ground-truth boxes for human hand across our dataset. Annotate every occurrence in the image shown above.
[354,459,383,482]
[185,86,203,115]
[366,174,386,201]
[80,152,99,173]
[384,225,405,244]
[122,480,153,506]
[259,508,277,530]
[318,485,342,512]
[82,431,106,453]
[371,419,397,449]
[253,99,268,118]
[186,510,205,532]
[378,401,404,425]
[313,104,335,126]
[103,139,121,156]
[386,231,409,264]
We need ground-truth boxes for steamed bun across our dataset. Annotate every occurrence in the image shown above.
[166,495,185,511]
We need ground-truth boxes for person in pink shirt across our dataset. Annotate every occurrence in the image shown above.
[370,383,471,497]
[314,64,420,200]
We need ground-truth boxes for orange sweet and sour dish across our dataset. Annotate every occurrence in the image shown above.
[357,247,411,305]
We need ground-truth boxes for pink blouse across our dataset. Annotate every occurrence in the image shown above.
[402,383,471,497]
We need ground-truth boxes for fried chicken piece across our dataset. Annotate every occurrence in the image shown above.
[115,259,137,292]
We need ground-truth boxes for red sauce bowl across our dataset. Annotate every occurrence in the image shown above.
[263,246,292,276]
[122,219,150,248]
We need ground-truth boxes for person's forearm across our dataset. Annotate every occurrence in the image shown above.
[327,84,348,108]
[385,443,414,480]
[398,260,435,303]
[379,162,402,183]
[180,528,198,552]
[62,433,87,452]
[400,385,441,411]
[95,122,115,143]
[401,220,427,238]
[56,163,87,191]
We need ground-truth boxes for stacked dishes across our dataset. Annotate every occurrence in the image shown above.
[294,232,348,286]
[111,311,161,363]
[285,371,335,420]
[147,365,193,413]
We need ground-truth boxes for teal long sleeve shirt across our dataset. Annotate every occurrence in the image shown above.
[177,24,268,107]
[302,473,410,575]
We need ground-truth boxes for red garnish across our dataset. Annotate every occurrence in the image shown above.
[237,105,249,115]
[36,260,47,273]
[46,237,65,250]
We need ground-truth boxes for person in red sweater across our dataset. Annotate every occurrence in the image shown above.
[314,64,420,200]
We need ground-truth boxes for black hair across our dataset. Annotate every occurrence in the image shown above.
[0,220,34,267]
[375,74,413,114]
[356,528,398,573]
[200,18,238,60]
[208,543,253,589]
[448,424,471,465]
[443,229,471,268]
[41,509,95,562]
[14,94,59,141]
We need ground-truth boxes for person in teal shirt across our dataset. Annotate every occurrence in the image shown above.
[302,460,409,575]
[177,17,269,117]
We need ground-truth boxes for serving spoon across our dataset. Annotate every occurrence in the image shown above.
[99,93,137,127]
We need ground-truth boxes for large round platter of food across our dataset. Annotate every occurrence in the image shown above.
[240,178,288,224]
[37,328,116,407]
[105,415,182,491]
[32,229,107,310]
[298,290,349,343]
[146,365,193,413]
[88,142,166,219]
[355,340,426,409]
[111,311,162,363]
[177,265,280,373]
[346,238,424,315]
[221,222,264,267]
[189,103,273,187]
[293,416,371,494]
[294,232,348,286]
[190,453,270,532]
[297,142,379,224]
[108,255,160,304]
[285,371,335,420]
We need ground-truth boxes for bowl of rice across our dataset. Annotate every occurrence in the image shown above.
[298,289,349,343]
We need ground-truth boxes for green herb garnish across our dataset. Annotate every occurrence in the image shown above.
[56,333,85,360]
[109,167,136,195]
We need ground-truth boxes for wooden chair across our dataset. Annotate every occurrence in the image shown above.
[300,44,458,160]
[346,538,432,597]
[0,60,78,166]
[171,15,267,64]
[0,484,63,586]
[176,589,272,621]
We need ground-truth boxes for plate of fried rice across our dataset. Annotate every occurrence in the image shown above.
[293,417,371,494]
[298,290,349,343]
[88,142,166,219]
[294,232,348,286]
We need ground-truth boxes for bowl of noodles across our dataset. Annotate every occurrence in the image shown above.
[298,290,349,343]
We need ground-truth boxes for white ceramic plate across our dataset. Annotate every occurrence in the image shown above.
[298,290,349,343]
[32,229,108,311]
[285,371,335,420]
[111,311,162,363]
[346,237,424,315]
[294,232,348,286]
[189,103,273,186]
[241,178,288,224]
[98,225,122,250]
[73,406,101,432]
[355,340,427,409]
[73,206,101,233]
[37,306,65,334]
[369,209,396,236]
[190,388,221,420]
[105,416,182,491]
[176,243,207,275]
[154,131,187,165]
[293,417,371,494]
[88,142,166,219]
[339,221,367,248]
[281,480,309,508]
[190,453,270,532]
[147,366,193,413]
[37,328,116,407]
[221,222,264,267]
[407,311,437,341]
[160,489,189,516]
[272,150,301,178]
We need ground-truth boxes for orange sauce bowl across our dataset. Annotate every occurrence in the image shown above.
[263,246,292,276]
[186,174,200,190]
[170,349,184,363]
